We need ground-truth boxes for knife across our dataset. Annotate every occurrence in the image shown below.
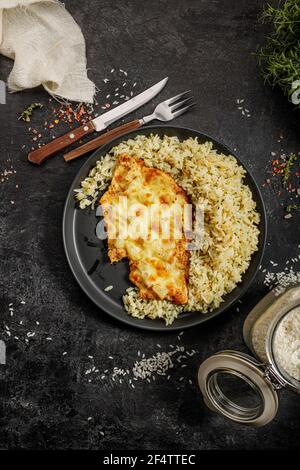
[28,77,168,165]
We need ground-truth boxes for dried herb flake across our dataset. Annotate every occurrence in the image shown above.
[19,103,43,122]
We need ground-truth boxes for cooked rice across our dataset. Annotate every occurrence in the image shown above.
[75,134,260,325]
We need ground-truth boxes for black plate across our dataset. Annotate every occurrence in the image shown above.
[63,126,267,331]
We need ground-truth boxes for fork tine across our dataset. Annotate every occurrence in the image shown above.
[165,90,191,105]
[170,97,193,112]
[172,103,196,119]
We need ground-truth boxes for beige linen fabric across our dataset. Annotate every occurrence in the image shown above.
[0,0,95,102]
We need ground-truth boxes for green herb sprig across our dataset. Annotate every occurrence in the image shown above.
[283,152,297,187]
[286,203,300,212]
[19,102,43,122]
[258,0,300,104]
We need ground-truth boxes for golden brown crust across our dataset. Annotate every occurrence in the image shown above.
[100,154,190,305]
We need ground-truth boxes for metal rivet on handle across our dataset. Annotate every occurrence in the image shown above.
[69,133,75,139]
[83,126,89,131]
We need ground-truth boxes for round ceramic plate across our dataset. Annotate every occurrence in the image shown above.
[62,125,267,331]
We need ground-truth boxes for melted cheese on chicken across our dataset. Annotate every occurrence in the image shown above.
[100,155,190,304]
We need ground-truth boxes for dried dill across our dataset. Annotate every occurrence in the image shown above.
[286,204,300,212]
[283,153,297,187]
[258,0,300,105]
[19,102,43,122]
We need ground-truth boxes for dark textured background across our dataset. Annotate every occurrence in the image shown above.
[0,0,299,450]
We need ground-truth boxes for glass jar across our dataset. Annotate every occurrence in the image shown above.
[198,284,300,427]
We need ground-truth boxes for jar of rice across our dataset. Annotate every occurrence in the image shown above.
[198,284,300,427]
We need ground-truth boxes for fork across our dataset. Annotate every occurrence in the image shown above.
[64,91,195,162]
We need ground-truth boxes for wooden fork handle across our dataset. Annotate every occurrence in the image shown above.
[28,121,96,165]
[64,119,142,162]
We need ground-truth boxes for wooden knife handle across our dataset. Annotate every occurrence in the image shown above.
[64,119,142,162]
[28,121,95,165]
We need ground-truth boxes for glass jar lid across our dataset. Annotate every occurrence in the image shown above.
[198,350,279,427]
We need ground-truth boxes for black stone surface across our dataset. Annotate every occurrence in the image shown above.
[0,0,299,450]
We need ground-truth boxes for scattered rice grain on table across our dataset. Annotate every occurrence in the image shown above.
[75,134,260,325]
